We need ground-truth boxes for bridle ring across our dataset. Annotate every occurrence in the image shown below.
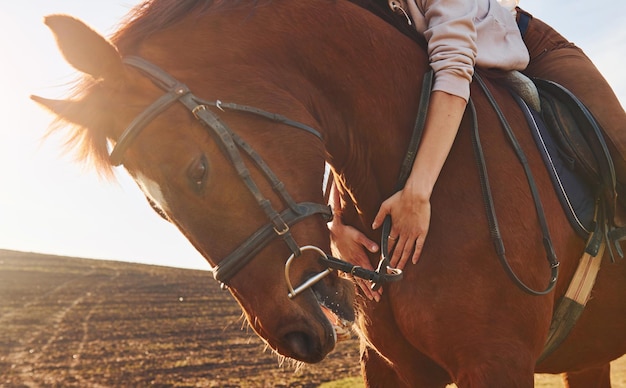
[285,245,332,299]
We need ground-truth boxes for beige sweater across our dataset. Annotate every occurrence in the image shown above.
[407,0,529,101]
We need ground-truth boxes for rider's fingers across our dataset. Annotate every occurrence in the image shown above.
[412,235,425,264]
[357,234,379,253]
[372,200,392,230]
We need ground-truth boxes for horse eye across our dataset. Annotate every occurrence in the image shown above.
[188,155,208,190]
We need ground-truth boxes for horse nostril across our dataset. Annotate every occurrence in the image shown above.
[284,331,320,362]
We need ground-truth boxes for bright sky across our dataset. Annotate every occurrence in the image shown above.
[0,1,625,270]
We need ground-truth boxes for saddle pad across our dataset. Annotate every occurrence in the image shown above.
[513,94,595,238]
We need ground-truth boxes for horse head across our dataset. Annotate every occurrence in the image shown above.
[33,8,358,363]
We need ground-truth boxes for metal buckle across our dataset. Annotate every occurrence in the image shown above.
[273,218,290,236]
[192,104,207,119]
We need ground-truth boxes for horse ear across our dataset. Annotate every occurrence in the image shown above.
[44,14,124,81]
[30,95,86,125]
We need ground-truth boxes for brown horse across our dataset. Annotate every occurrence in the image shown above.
[34,1,626,386]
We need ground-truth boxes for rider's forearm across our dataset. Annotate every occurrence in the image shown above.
[404,91,467,200]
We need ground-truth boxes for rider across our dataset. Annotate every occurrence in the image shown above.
[328,0,626,301]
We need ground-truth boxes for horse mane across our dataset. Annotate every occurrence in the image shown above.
[110,0,422,57]
[112,0,271,52]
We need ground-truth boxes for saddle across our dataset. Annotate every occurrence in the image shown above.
[528,78,626,259]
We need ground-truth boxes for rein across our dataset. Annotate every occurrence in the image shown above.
[371,69,558,295]
[111,56,401,297]
[471,73,559,295]
[371,70,433,290]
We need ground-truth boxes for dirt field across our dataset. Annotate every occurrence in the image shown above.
[0,250,360,387]
[0,249,624,387]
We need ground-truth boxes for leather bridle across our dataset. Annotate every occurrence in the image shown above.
[110,56,561,300]
[110,56,402,296]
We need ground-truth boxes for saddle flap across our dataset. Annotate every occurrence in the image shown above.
[535,78,615,192]
[539,91,597,182]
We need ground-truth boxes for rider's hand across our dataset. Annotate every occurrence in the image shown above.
[371,185,431,270]
[370,91,465,271]
[329,218,381,301]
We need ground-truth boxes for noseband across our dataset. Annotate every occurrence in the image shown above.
[111,56,402,297]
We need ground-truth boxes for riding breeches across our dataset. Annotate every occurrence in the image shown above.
[519,9,626,187]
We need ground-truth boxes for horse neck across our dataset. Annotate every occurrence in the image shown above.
[238,1,429,217]
[130,0,429,218]
[299,3,429,217]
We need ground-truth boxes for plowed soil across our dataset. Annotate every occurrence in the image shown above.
[1,249,624,387]
[0,250,360,387]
